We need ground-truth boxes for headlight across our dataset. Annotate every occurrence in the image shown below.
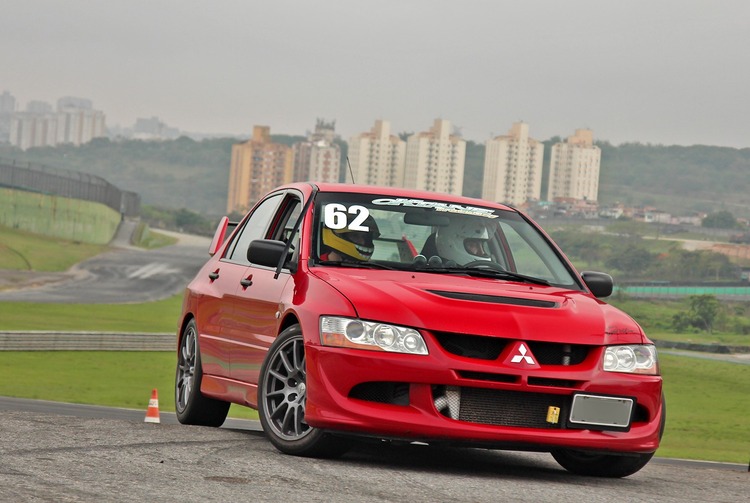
[603,345,659,375]
[320,316,428,355]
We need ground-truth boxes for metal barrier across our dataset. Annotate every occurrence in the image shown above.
[0,158,140,217]
[0,332,173,351]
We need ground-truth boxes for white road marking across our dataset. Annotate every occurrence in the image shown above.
[127,263,181,279]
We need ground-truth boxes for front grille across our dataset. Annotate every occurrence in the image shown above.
[433,332,592,365]
[433,332,507,360]
[527,341,590,365]
[349,382,410,406]
[434,386,569,429]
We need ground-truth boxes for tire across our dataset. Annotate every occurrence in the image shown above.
[552,395,666,478]
[175,319,230,427]
[551,449,655,478]
[258,324,349,458]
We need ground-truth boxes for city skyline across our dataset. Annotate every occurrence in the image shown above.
[3,1,749,149]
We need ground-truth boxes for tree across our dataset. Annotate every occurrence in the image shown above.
[672,294,722,333]
[702,210,738,229]
[605,245,655,275]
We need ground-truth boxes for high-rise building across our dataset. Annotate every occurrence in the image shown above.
[8,96,105,150]
[547,129,602,202]
[404,119,465,195]
[481,122,544,206]
[347,119,406,187]
[547,129,601,203]
[227,126,293,213]
[0,91,17,143]
[292,119,341,184]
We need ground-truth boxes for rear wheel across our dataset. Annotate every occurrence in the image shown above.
[175,319,229,427]
[258,324,349,458]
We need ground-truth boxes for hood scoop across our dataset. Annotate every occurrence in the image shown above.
[428,290,558,308]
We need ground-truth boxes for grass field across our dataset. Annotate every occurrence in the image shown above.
[0,351,746,462]
[0,351,257,420]
[0,224,107,271]
[0,295,183,332]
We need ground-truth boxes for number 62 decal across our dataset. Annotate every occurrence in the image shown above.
[324,204,371,231]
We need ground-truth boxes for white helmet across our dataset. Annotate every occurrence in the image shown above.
[435,217,491,265]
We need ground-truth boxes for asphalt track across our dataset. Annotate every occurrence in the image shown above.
[0,397,746,503]
[0,225,210,304]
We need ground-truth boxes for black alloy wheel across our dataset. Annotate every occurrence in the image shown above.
[258,324,349,458]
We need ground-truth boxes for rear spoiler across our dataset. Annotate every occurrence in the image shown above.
[208,216,239,256]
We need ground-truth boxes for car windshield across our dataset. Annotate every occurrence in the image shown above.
[312,192,579,288]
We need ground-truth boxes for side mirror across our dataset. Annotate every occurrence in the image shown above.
[581,271,613,298]
[247,239,288,268]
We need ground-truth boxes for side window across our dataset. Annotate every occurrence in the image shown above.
[225,193,283,264]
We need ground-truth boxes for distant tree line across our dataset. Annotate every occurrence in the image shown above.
[551,228,738,283]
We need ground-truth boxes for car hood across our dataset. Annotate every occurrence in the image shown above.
[310,268,644,346]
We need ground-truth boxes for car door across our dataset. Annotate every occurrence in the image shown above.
[223,191,303,385]
[208,192,285,377]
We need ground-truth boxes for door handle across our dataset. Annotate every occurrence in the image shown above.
[240,275,253,289]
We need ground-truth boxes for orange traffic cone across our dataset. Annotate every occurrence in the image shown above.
[144,388,160,424]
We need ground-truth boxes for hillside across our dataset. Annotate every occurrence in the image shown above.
[2,137,749,219]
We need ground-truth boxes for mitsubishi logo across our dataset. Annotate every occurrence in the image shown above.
[511,343,535,365]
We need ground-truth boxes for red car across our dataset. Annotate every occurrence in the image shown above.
[175,183,664,477]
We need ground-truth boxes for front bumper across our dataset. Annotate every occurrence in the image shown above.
[304,343,664,454]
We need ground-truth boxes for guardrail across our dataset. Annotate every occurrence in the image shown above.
[0,332,174,351]
[2,332,748,356]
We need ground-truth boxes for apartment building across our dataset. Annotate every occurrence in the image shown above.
[227,126,293,213]
[0,91,16,143]
[347,119,406,187]
[292,119,341,183]
[481,122,543,206]
[547,129,601,202]
[8,96,106,150]
[404,119,465,195]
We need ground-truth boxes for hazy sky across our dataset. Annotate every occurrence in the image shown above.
[3,0,749,148]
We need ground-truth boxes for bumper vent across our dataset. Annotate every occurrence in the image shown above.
[434,385,569,429]
[349,382,410,406]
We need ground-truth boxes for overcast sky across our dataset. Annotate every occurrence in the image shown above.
[2,0,749,148]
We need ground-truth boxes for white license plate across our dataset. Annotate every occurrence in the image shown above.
[569,394,633,429]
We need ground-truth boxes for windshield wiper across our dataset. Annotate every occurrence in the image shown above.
[416,266,550,285]
[317,260,397,270]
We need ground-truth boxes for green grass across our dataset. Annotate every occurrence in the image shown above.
[138,231,178,249]
[609,297,750,347]
[0,295,184,332]
[0,350,746,462]
[0,351,257,420]
[657,354,749,463]
[0,224,107,271]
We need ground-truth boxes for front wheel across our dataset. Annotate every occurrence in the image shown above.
[175,319,229,427]
[551,449,655,478]
[258,324,349,458]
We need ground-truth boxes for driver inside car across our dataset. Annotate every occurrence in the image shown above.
[320,215,380,262]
